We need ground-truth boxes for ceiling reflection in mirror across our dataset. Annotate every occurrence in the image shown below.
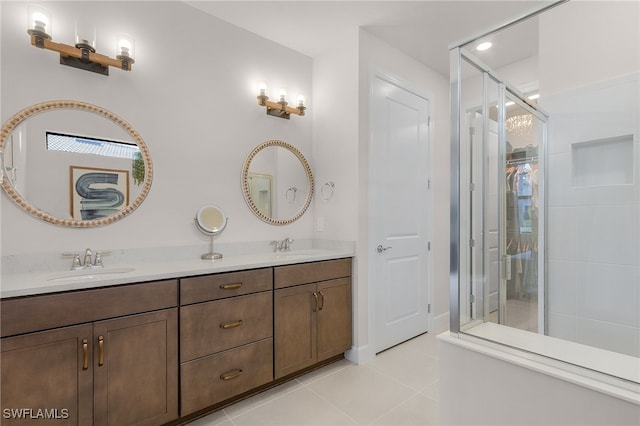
[242,140,313,225]
[0,100,153,227]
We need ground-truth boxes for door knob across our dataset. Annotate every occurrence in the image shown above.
[376,245,392,253]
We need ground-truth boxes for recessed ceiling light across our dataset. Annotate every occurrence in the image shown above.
[476,42,492,51]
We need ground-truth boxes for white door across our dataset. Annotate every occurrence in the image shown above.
[371,76,431,353]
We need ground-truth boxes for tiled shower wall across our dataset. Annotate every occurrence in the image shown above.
[544,74,640,357]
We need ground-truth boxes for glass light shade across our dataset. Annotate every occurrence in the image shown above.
[117,34,135,58]
[75,21,96,48]
[28,5,52,36]
[297,94,305,107]
[277,88,287,103]
[257,80,268,96]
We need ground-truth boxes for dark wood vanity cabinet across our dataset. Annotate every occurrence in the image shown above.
[0,257,353,424]
[179,268,274,416]
[0,280,179,426]
[274,258,352,379]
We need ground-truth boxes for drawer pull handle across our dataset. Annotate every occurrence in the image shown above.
[220,282,243,290]
[220,320,243,329]
[312,292,319,312]
[82,339,88,370]
[318,291,325,311]
[220,369,243,381]
[98,336,104,367]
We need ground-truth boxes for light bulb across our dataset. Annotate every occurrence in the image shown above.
[277,88,287,103]
[257,80,268,97]
[117,34,135,59]
[32,13,48,32]
[297,94,305,107]
[28,6,52,36]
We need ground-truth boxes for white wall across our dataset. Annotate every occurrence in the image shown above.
[310,30,362,352]
[539,0,640,96]
[1,1,313,258]
[540,0,640,357]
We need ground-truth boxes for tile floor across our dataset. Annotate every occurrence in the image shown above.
[187,331,441,426]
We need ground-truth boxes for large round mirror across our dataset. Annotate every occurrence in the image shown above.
[242,140,313,225]
[0,100,153,227]
[195,205,227,260]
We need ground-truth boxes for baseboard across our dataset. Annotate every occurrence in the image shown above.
[345,344,375,365]
[433,311,450,334]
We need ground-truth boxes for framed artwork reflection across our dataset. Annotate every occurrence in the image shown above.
[70,166,130,220]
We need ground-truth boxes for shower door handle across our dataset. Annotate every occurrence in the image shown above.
[501,255,512,280]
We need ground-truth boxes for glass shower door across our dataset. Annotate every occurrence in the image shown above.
[495,90,546,333]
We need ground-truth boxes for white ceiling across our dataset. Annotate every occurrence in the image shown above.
[186,0,558,77]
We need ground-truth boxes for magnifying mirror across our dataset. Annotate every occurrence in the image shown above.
[195,205,227,260]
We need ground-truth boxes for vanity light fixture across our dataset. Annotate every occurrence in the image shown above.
[256,81,306,119]
[27,6,134,75]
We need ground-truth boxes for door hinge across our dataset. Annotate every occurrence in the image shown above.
[469,182,476,191]
[428,241,431,251]
[469,239,476,247]
[470,126,476,136]
[427,178,431,189]
[428,303,431,314]
[470,294,476,303]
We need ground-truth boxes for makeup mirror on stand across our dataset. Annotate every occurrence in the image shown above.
[195,205,227,260]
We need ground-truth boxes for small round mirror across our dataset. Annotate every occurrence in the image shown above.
[195,205,227,260]
[241,140,313,225]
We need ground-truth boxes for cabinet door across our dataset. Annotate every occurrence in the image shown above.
[1,324,93,425]
[317,278,353,362]
[274,283,317,379]
[93,309,178,426]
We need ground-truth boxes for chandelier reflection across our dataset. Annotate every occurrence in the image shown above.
[506,113,533,136]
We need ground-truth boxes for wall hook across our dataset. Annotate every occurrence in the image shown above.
[321,181,335,201]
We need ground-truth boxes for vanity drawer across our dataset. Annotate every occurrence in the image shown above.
[180,291,272,362]
[1,280,178,337]
[180,338,273,416]
[180,268,272,305]
[274,258,352,289]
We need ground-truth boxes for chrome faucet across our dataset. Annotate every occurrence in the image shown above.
[63,248,109,270]
[270,238,294,252]
[83,248,93,267]
[281,237,293,252]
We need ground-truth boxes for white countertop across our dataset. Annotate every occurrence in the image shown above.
[1,243,354,298]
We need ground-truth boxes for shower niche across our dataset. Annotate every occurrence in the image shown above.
[572,135,634,187]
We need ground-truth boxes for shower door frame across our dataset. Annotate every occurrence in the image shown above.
[450,48,549,334]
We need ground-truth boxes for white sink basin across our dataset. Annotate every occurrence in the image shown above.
[44,267,136,282]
